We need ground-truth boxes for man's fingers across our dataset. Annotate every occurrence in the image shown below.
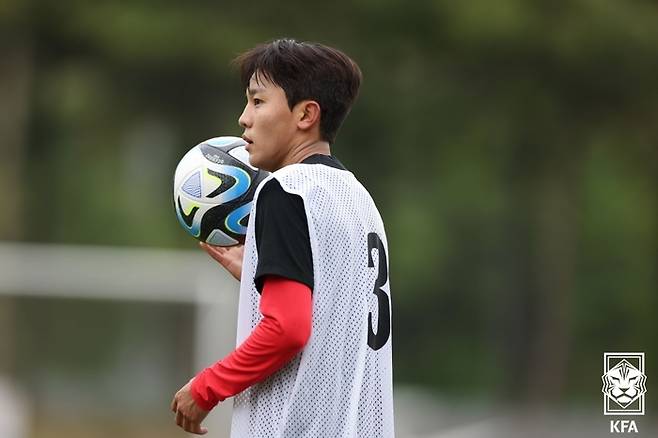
[190,422,208,435]
[200,242,228,264]
[175,410,184,427]
[171,396,178,413]
[201,242,224,253]
[182,416,208,435]
[200,242,242,280]
[186,420,208,435]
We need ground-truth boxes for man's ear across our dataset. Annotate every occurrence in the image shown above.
[296,100,321,131]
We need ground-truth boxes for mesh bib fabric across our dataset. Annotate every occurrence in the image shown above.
[230,163,394,438]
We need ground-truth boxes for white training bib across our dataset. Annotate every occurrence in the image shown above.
[231,162,394,438]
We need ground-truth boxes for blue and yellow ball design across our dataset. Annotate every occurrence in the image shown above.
[173,137,269,246]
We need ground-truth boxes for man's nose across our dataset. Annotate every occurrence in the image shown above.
[238,106,250,128]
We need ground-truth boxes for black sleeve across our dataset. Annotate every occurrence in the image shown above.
[253,178,314,294]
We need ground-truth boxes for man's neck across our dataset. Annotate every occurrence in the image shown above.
[279,139,331,169]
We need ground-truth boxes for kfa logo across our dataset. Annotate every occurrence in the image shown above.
[602,352,647,434]
[610,420,638,434]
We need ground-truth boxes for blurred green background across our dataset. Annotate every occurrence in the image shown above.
[1,0,656,437]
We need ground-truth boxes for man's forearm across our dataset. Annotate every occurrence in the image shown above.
[191,276,312,410]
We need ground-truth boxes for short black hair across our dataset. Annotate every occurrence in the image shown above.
[234,39,362,144]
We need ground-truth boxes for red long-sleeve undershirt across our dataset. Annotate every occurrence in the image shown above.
[190,275,312,411]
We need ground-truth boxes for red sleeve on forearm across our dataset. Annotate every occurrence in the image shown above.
[190,275,312,411]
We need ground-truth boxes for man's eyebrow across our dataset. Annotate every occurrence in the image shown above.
[247,86,265,96]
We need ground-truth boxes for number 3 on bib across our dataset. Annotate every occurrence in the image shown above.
[367,232,390,351]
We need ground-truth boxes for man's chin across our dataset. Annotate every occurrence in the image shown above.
[248,154,270,172]
[246,150,259,167]
[249,149,284,171]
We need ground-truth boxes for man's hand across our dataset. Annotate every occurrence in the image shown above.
[200,242,244,281]
[171,380,209,435]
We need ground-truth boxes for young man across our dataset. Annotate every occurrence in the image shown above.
[171,39,394,437]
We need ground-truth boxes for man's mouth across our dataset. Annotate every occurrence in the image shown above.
[242,135,253,145]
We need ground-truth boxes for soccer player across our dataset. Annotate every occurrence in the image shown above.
[171,39,394,437]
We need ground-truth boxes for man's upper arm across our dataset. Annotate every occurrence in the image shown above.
[254,178,314,293]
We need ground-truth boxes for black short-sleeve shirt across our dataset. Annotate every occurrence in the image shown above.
[253,154,347,293]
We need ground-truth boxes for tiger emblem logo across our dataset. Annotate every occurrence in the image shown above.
[602,358,647,409]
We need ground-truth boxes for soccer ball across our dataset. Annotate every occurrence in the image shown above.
[173,136,269,246]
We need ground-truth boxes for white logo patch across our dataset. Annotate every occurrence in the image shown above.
[602,352,646,416]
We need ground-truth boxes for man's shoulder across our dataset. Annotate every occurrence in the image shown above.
[255,177,289,203]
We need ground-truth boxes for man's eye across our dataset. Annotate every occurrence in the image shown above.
[254,98,263,105]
